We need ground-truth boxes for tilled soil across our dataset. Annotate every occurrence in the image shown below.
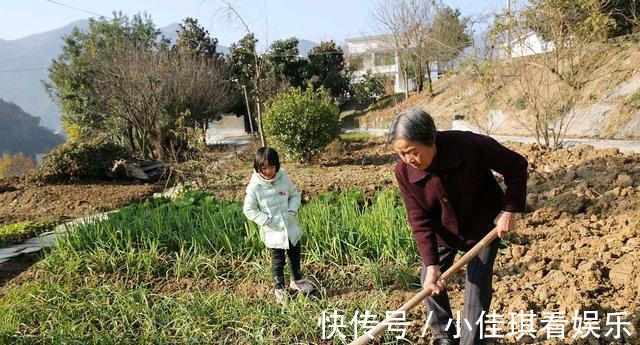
[1,138,639,343]
[0,180,163,227]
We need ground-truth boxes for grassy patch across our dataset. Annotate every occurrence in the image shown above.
[0,220,59,246]
[0,278,399,344]
[624,89,640,109]
[0,189,423,343]
[339,132,373,143]
[368,93,407,111]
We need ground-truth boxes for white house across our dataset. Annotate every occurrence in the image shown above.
[345,34,442,94]
[501,31,555,58]
[205,114,250,145]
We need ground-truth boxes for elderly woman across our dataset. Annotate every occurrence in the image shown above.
[388,108,528,345]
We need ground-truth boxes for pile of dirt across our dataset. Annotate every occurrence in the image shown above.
[0,178,162,227]
[439,143,640,343]
[525,147,639,300]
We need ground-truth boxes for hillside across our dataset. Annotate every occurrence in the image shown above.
[0,20,89,131]
[354,34,640,140]
[0,99,64,157]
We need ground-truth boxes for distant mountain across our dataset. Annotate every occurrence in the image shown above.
[0,19,316,132]
[0,20,89,131]
[298,39,318,57]
[0,20,223,132]
[0,98,64,157]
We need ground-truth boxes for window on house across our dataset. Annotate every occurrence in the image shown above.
[374,51,395,66]
[348,54,364,71]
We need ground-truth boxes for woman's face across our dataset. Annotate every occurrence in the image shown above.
[258,162,277,180]
[392,138,436,170]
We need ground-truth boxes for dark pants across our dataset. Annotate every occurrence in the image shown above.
[421,239,500,345]
[269,240,303,289]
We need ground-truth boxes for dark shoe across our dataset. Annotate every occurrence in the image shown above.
[433,339,459,345]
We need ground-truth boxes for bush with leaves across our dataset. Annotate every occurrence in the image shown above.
[263,87,340,162]
[352,70,386,108]
[34,137,131,183]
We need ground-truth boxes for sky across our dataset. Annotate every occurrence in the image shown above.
[0,0,508,49]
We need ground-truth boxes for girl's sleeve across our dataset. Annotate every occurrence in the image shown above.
[286,173,301,213]
[243,186,270,226]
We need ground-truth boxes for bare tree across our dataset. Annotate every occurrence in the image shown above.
[461,0,616,148]
[92,44,235,160]
[507,0,615,148]
[372,0,470,96]
[371,0,415,98]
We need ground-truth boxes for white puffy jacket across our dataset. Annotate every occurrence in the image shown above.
[243,168,302,249]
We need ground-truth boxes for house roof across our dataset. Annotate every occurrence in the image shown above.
[345,33,395,43]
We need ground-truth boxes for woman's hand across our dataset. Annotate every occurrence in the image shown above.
[423,264,446,296]
[495,211,518,238]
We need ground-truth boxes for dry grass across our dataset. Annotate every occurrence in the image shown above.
[350,35,640,139]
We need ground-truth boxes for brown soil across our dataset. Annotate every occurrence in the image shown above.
[0,179,163,227]
[1,138,639,343]
[204,137,398,202]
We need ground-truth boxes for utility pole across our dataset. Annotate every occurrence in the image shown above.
[222,1,267,147]
[506,0,512,58]
[242,84,255,139]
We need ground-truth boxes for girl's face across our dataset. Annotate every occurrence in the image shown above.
[392,138,436,170]
[258,162,277,180]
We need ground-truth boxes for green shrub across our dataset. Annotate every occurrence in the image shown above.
[35,137,130,183]
[511,96,527,110]
[351,70,386,108]
[263,86,340,162]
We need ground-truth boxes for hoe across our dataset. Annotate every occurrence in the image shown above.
[349,228,500,345]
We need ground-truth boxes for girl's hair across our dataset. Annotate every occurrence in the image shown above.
[387,108,437,146]
[253,147,281,172]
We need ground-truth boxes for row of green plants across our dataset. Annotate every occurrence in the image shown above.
[0,220,60,247]
[0,188,421,344]
[45,188,418,271]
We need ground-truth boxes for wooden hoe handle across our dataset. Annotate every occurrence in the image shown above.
[349,228,499,345]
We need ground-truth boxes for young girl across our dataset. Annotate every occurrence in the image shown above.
[243,147,314,304]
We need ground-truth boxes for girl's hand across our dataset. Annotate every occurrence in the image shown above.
[495,211,518,238]
[287,210,297,223]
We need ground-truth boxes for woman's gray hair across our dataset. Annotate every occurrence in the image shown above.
[387,108,437,146]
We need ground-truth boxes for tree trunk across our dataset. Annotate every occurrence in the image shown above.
[425,60,433,96]
[242,84,255,138]
[127,124,135,153]
[402,63,409,99]
[202,119,208,144]
[415,60,424,93]
[256,97,266,147]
